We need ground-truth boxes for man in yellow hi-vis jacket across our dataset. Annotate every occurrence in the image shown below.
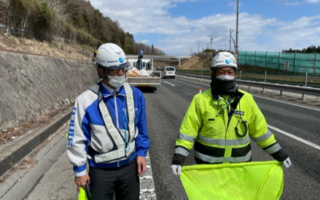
[171,52,291,175]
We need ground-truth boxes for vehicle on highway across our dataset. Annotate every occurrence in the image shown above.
[127,58,161,92]
[163,66,176,79]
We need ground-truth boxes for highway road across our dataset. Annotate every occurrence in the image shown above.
[1,76,320,200]
[146,77,320,200]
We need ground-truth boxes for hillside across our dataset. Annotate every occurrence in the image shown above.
[179,56,211,70]
[0,0,164,56]
[0,34,93,60]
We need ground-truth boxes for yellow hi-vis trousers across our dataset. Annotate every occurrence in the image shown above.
[180,161,283,200]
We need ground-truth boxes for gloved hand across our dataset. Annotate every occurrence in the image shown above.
[171,164,182,175]
[283,157,292,168]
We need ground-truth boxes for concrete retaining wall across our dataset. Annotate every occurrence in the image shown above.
[0,51,98,131]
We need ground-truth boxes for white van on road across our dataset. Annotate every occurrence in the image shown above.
[163,66,176,79]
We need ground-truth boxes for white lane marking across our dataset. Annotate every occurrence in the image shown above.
[268,125,320,151]
[164,81,175,86]
[139,152,157,199]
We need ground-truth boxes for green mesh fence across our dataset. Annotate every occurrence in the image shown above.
[239,51,320,75]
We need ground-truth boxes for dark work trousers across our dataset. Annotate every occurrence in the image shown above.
[88,159,140,200]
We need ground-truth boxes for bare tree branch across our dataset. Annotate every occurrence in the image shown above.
[42,0,70,21]
[0,0,9,24]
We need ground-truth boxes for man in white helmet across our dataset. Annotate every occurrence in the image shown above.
[66,43,150,200]
[171,51,291,176]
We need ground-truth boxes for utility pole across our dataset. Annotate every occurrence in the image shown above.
[235,0,239,57]
[198,42,200,53]
[207,43,209,50]
[229,29,234,52]
[230,33,236,52]
[210,36,213,49]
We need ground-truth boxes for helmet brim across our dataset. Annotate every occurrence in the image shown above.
[211,65,237,71]
[97,62,129,69]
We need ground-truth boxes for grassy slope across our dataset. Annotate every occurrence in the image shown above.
[0,34,95,61]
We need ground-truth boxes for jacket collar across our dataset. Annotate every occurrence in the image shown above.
[210,89,243,104]
[100,82,126,98]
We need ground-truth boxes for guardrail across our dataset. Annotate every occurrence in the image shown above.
[176,70,320,87]
[177,72,320,100]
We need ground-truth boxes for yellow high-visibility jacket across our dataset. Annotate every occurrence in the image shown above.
[173,89,288,165]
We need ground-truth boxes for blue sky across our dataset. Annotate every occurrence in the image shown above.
[90,0,320,55]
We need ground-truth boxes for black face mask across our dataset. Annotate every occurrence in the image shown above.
[210,76,237,95]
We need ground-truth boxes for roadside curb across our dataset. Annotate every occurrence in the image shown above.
[0,108,72,177]
[1,127,68,200]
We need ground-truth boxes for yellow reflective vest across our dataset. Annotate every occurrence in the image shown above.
[174,89,286,164]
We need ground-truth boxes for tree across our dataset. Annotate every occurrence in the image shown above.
[42,0,69,21]
[0,0,9,25]
[283,45,320,53]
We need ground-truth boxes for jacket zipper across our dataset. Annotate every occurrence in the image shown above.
[114,93,120,168]
[114,94,119,127]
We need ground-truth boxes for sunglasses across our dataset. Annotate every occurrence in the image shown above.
[109,68,127,74]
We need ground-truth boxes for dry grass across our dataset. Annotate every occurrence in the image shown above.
[0,104,73,146]
[179,56,211,70]
[0,34,95,60]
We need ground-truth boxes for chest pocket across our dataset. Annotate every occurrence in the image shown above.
[202,111,224,137]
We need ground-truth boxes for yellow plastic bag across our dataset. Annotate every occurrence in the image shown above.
[180,161,283,200]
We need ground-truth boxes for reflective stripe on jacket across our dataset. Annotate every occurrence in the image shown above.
[175,89,285,164]
[67,82,149,173]
[90,83,136,163]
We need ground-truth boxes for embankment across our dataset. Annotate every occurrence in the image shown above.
[0,52,98,131]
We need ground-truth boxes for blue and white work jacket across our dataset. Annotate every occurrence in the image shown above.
[66,82,150,176]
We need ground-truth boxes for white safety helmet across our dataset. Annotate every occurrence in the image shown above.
[94,43,129,69]
[210,52,237,71]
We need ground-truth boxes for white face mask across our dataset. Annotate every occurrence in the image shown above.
[107,75,126,88]
[216,75,235,80]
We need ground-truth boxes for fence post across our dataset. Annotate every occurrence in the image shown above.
[278,52,281,72]
[244,51,247,66]
[265,71,267,82]
[314,53,317,76]
[265,52,268,71]
[293,52,296,75]
[254,51,256,67]
[305,72,308,87]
